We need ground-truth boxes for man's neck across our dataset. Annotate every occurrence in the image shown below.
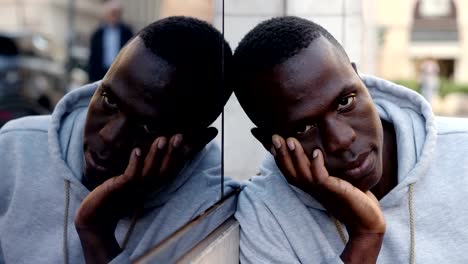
[371,120,398,200]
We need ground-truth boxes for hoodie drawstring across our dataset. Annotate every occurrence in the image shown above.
[408,183,415,264]
[63,180,71,264]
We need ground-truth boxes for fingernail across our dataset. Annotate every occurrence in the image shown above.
[135,148,141,157]
[272,135,281,149]
[270,146,276,157]
[287,138,295,151]
[158,138,167,149]
[173,134,183,148]
[313,149,319,159]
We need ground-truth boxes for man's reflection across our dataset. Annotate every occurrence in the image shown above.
[0,16,238,263]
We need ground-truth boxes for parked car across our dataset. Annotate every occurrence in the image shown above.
[0,31,66,127]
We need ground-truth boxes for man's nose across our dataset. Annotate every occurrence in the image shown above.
[98,114,129,149]
[322,118,356,154]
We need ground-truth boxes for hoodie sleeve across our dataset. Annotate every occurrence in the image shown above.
[0,126,20,218]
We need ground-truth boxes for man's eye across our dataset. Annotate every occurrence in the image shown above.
[101,91,119,110]
[337,94,356,111]
[296,124,317,135]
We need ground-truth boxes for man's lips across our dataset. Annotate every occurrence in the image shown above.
[85,150,110,173]
[342,150,376,179]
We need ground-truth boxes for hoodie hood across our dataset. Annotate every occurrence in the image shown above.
[262,74,437,210]
[48,82,223,208]
[48,82,96,199]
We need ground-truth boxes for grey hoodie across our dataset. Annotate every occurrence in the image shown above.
[235,75,468,263]
[0,82,239,263]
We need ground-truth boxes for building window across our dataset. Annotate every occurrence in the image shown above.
[419,0,451,18]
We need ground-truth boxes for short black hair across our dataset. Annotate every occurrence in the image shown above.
[137,16,232,127]
[234,16,347,80]
[232,16,348,128]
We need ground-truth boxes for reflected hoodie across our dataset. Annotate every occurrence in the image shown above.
[235,75,468,263]
[0,82,238,263]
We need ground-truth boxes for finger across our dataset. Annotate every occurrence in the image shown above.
[309,149,330,186]
[272,134,297,179]
[142,137,167,177]
[159,134,184,179]
[287,138,313,185]
[119,148,143,185]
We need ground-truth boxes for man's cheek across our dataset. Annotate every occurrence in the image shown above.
[299,139,318,159]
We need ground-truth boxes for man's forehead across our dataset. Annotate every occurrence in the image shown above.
[273,37,350,92]
[108,38,177,97]
[101,39,178,120]
[118,38,176,88]
[255,37,360,124]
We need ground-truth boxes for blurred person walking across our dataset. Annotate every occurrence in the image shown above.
[87,0,133,82]
[419,58,440,105]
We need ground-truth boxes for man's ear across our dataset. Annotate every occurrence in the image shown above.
[351,62,358,73]
[251,127,272,152]
[351,61,366,86]
[183,127,218,157]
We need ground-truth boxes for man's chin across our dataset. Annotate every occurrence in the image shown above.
[352,171,381,193]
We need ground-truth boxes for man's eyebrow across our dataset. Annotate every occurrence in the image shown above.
[338,83,359,98]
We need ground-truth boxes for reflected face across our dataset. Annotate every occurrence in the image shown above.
[251,37,384,191]
[82,37,178,189]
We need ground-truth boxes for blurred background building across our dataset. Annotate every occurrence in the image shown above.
[378,0,465,82]
[0,0,467,179]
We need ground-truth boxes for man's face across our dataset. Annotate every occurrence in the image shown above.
[250,37,384,191]
[104,3,122,25]
[83,37,179,189]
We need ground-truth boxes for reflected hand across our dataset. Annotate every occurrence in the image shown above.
[75,128,217,263]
